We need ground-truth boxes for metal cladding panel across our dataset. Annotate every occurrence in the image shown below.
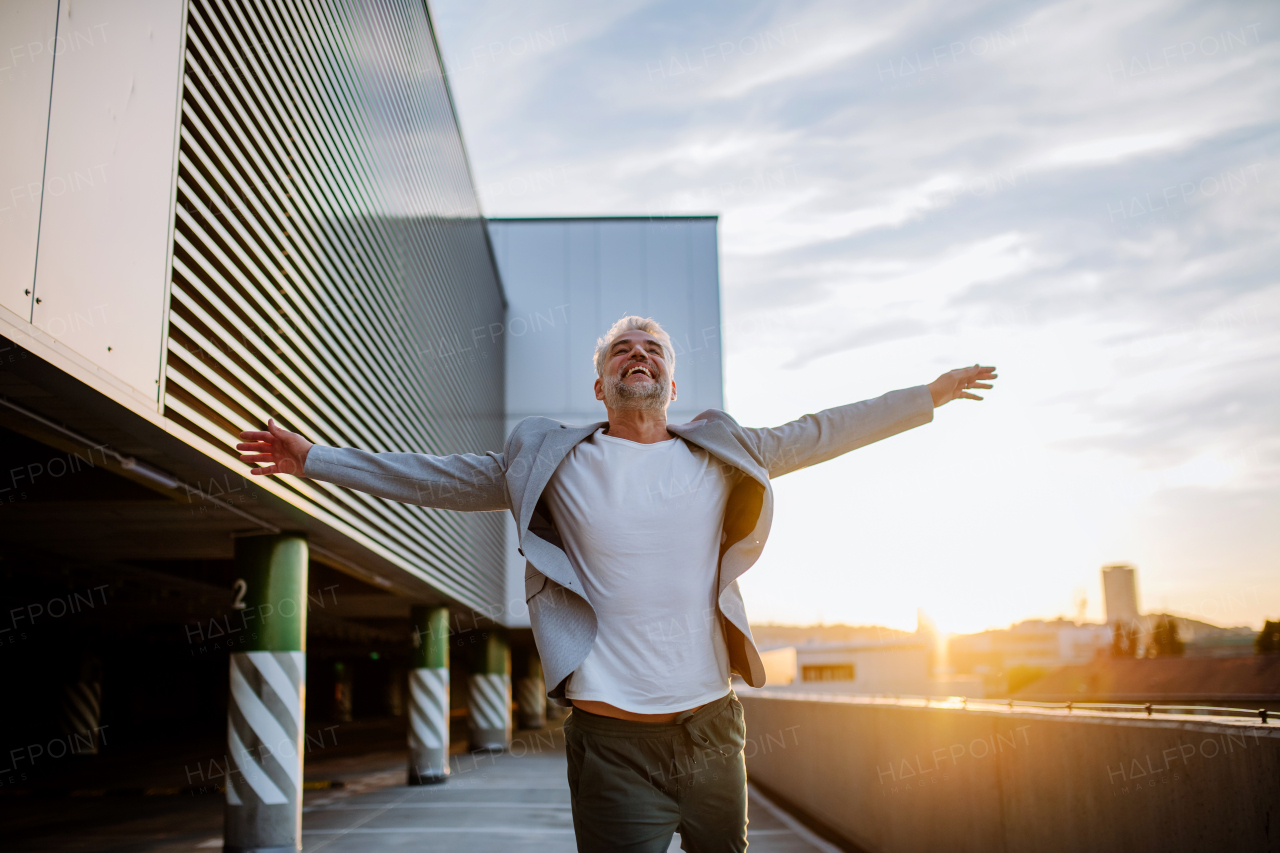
[496,221,571,417]
[565,224,602,402]
[596,221,645,328]
[164,0,506,611]
[31,0,186,400]
[490,217,724,428]
[0,0,58,320]
[688,219,724,420]
[644,224,697,403]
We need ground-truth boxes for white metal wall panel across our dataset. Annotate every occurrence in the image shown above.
[644,223,696,403]
[597,221,645,325]
[689,219,724,416]
[566,224,602,413]
[0,0,59,320]
[491,217,723,427]
[500,221,570,418]
[31,0,186,400]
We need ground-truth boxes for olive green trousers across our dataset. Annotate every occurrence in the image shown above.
[563,690,748,852]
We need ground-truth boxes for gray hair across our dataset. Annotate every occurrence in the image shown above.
[593,316,675,378]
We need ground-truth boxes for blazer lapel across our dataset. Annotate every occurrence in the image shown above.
[517,421,606,536]
[667,419,768,489]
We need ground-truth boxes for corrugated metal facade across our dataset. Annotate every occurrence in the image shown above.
[163,0,507,609]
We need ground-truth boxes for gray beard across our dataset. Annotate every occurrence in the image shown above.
[602,373,670,411]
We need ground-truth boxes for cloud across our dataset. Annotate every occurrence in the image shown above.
[781,318,932,368]
[1032,130,1197,168]
[703,23,898,99]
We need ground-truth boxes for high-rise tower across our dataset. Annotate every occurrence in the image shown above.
[1101,564,1140,624]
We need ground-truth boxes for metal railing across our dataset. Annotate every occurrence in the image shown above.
[745,689,1272,723]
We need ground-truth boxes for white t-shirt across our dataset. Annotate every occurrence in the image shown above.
[541,427,736,713]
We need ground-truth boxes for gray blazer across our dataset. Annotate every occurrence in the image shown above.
[303,385,934,704]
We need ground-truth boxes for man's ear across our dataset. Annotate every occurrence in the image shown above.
[594,377,604,401]
[669,379,677,402]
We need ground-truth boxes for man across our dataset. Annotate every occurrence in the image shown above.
[236,315,996,852]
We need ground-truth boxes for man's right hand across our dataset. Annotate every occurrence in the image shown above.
[237,419,313,477]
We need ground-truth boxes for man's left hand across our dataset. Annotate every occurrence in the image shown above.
[928,364,998,407]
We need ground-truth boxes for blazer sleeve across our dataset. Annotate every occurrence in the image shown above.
[303,444,510,512]
[741,385,935,478]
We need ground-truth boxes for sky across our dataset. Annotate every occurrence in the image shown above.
[428,0,1279,634]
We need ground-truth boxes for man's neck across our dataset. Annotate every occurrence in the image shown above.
[603,407,671,444]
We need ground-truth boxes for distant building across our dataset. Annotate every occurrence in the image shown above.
[949,619,1112,695]
[951,619,1112,670]
[741,641,931,696]
[750,623,915,649]
[1102,564,1140,625]
[1010,656,1280,712]
[758,647,798,685]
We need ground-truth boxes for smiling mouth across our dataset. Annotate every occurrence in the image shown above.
[622,363,656,381]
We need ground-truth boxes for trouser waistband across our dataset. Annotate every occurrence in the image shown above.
[566,689,735,738]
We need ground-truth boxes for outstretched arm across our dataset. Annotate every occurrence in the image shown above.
[236,420,509,512]
[743,365,998,478]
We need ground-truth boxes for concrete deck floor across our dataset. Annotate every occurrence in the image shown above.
[3,725,835,852]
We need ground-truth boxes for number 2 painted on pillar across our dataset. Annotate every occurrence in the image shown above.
[232,579,247,610]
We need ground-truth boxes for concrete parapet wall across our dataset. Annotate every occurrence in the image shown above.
[738,692,1280,853]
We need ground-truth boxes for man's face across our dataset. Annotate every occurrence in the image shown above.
[594,330,676,411]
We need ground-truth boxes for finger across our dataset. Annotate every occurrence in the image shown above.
[239,430,274,442]
[267,418,288,438]
[971,382,993,389]
[239,453,276,464]
[249,465,280,476]
[235,442,274,452]
[958,391,983,400]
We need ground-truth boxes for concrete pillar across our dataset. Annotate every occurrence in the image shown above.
[225,534,307,853]
[515,649,545,730]
[408,605,450,784]
[468,629,510,751]
[59,653,103,754]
